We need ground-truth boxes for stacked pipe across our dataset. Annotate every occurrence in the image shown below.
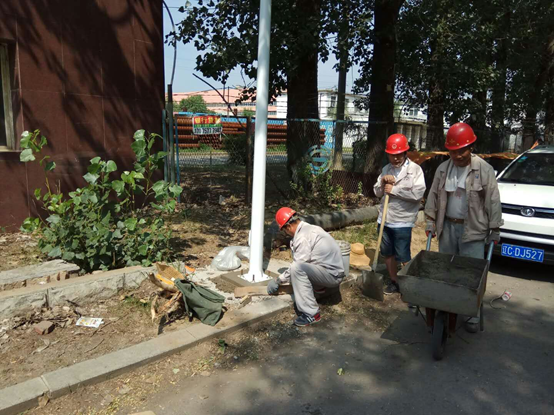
[175,115,326,149]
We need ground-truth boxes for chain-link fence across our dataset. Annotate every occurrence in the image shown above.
[172,112,519,205]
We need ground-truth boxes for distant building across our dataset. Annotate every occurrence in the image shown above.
[170,89,278,118]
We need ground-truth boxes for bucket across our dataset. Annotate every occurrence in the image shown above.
[336,240,351,277]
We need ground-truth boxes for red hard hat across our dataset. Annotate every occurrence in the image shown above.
[385,134,410,154]
[445,123,477,150]
[276,207,296,229]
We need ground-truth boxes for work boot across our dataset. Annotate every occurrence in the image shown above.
[383,281,399,295]
[464,317,479,334]
[293,312,321,327]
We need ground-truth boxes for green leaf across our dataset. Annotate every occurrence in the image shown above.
[169,184,183,197]
[45,161,56,172]
[48,246,62,258]
[20,217,39,233]
[46,214,61,224]
[134,129,146,141]
[133,172,144,180]
[73,196,82,205]
[75,252,85,260]
[90,157,101,164]
[20,131,32,149]
[83,173,99,184]
[87,162,102,175]
[20,149,35,162]
[124,218,138,231]
[138,245,148,256]
[131,140,146,158]
[34,188,42,200]
[62,251,75,261]
[105,160,117,173]
[152,181,166,195]
[113,229,122,239]
[112,180,125,196]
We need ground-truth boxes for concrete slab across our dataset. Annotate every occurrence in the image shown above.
[0,377,48,415]
[0,260,80,289]
[0,289,48,319]
[124,267,154,289]
[48,273,125,307]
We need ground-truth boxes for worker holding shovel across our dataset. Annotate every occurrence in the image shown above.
[373,134,426,295]
[424,122,503,333]
[267,207,345,327]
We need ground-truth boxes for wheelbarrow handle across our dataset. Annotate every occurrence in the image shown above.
[486,241,495,263]
[426,232,433,251]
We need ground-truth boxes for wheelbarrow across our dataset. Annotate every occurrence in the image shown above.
[397,234,495,360]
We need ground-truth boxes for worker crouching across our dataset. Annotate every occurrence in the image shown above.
[267,207,345,327]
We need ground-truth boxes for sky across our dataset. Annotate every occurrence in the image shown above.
[162,0,360,94]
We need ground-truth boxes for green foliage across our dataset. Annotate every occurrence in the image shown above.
[222,134,248,166]
[19,129,182,273]
[290,162,344,208]
[178,95,211,114]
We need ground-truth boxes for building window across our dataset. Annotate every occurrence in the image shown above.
[408,108,418,117]
[330,94,337,108]
[0,44,15,149]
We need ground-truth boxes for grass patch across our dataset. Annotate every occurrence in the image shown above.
[120,295,151,315]
[330,220,378,245]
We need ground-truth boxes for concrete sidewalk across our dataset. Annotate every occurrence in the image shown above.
[117,262,554,415]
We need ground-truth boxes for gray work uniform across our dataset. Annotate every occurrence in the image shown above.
[279,221,345,316]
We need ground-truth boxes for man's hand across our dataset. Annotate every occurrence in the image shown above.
[267,279,280,295]
[384,184,394,194]
[382,175,396,185]
[486,229,501,245]
[425,222,436,238]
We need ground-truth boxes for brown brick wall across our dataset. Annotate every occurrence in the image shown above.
[0,0,164,229]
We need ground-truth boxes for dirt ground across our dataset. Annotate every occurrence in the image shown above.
[0,233,41,272]
[29,285,407,415]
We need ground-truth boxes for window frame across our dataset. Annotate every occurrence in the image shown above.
[0,43,15,150]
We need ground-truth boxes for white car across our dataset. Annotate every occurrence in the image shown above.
[495,145,554,265]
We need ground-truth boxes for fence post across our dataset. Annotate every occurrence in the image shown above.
[245,116,253,204]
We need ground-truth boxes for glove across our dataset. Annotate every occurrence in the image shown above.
[425,222,436,238]
[267,279,280,295]
[486,229,500,245]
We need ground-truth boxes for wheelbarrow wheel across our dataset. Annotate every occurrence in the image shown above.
[479,302,485,331]
[432,311,448,361]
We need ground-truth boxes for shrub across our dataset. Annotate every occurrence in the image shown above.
[222,134,248,166]
[20,129,182,273]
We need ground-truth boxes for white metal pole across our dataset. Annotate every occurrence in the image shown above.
[245,0,272,283]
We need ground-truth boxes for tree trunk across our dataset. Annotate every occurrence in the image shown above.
[286,0,321,183]
[333,6,349,171]
[491,10,510,153]
[522,108,537,150]
[363,0,405,180]
[426,22,446,150]
[469,90,487,152]
[545,78,554,145]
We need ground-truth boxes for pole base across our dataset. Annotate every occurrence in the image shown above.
[241,270,271,283]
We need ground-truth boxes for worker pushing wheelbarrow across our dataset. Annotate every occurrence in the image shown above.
[399,122,503,360]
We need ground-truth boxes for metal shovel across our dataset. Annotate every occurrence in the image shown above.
[361,193,390,301]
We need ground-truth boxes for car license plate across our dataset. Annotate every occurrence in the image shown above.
[501,243,544,263]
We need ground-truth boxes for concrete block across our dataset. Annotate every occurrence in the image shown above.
[0,377,48,415]
[47,272,126,307]
[0,260,79,288]
[124,266,154,289]
[0,289,48,319]
[42,327,198,398]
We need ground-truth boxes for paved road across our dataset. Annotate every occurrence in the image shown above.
[127,257,554,415]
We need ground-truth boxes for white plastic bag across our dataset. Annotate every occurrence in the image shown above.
[211,246,250,271]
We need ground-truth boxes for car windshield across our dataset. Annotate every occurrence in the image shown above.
[499,153,554,186]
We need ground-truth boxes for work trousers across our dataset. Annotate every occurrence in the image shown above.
[439,220,485,324]
[290,262,343,317]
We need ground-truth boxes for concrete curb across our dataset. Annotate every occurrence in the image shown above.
[0,266,153,319]
[0,296,291,415]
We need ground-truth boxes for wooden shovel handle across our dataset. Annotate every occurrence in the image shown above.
[373,194,390,267]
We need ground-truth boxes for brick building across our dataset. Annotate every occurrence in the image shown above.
[0,0,165,229]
